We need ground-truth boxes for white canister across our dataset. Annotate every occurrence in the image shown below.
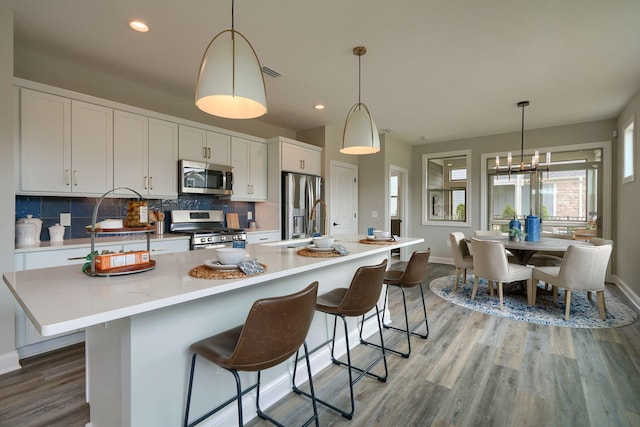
[18,215,43,243]
[48,223,65,244]
[16,222,38,247]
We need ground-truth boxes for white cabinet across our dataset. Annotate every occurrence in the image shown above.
[246,231,281,244]
[281,140,322,176]
[19,89,114,195]
[114,111,178,198]
[231,137,267,201]
[179,125,231,166]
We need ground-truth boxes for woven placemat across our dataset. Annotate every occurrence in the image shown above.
[359,239,396,245]
[296,248,342,258]
[188,263,267,280]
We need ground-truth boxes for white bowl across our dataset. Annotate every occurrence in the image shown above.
[312,236,334,248]
[373,230,391,239]
[215,248,246,265]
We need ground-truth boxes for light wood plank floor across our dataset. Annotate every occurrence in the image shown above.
[1,263,639,427]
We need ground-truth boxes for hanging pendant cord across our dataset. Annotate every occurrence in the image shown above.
[520,103,525,169]
[231,0,236,96]
[358,53,362,104]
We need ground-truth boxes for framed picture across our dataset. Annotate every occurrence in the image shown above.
[429,190,444,220]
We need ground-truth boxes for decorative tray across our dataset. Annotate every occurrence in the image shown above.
[84,260,156,277]
[297,248,342,258]
[189,263,267,280]
[359,238,396,245]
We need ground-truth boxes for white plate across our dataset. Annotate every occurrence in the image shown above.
[203,256,255,270]
[366,235,392,241]
[305,244,336,252]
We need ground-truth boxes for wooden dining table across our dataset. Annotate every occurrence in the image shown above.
[470,235,591,265]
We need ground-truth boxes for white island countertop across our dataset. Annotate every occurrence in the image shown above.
[3,236,424,337]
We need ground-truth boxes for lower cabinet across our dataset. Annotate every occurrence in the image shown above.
[13,237,190,358]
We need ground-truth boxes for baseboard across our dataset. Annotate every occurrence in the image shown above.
[0,349,21,375]
[611,274,640,312]
[17,331,85,359]
[430,256,454,265]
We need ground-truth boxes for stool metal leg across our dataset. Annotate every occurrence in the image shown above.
[361,282,429,358]
[293,306,387,420]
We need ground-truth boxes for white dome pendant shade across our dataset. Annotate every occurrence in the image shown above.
[195,1,267,119]
[341,103,380,154]
[341,46,380,155]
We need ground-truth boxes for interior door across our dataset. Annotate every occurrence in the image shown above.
[330,162,358,236]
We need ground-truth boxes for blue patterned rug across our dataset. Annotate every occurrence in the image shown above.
[430,275,638,328]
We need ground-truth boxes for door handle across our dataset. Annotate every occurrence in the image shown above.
[333,222,339,226]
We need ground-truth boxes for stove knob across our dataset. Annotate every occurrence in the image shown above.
[220,236,227,242]
[207,237,213,243]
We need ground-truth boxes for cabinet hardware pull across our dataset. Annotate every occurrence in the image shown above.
[73,170,78,186]
[144,176,148,190]
[151,248,166,252]
[203,147,207,159]
[207,147,211,158]
[65,169,70,186]
[259,237,268,240]
[67,256,88,260]
[302,160,305,169]
[149,176,153,190]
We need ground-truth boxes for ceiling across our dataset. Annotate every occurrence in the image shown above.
[3,0,640,144]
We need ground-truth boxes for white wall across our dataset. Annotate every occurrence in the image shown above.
[615,88,640,298]
[0,6,20,373]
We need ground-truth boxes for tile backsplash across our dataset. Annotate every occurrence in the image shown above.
[15,195,255,242]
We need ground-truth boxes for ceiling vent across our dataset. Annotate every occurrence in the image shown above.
[261,66,282,78]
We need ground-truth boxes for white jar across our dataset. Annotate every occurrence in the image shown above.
[49,223,65,244]
[18,215,43,243]
[16,222,38,247]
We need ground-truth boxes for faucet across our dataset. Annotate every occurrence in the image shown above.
[309,199,327,236]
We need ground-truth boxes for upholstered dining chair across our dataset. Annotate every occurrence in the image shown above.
[470,237,533,309]
[473,230,503,237]
[449,232,473,289]
[532,243,613,320]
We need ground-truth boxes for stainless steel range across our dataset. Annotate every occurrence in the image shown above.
[169,210,246,250]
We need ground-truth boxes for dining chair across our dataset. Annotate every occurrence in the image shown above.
[532,244,612,320]
[184,282,320,427]
[449,233,473,289]
[472,230,503,237]
[470,237,533,308]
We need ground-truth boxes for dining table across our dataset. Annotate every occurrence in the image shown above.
[474,235,592,264]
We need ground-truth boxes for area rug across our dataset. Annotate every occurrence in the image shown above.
[429,275,638,328]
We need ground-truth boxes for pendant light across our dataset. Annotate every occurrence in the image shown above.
[195,0,267,119]
[495,101,550,178]
[341,46,380,155]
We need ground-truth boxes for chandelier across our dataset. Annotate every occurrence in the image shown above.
[495,101,550,178]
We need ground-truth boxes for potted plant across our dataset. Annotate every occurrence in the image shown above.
[509,226,527,241]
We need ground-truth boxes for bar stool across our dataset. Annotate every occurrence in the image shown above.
[184,282,320,427]
[292,259,388,420]
[361,250,431,358]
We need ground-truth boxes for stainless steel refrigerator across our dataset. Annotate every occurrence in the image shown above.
[282,172,324,239]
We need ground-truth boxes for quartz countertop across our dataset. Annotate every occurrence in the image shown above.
[4,236,424,336]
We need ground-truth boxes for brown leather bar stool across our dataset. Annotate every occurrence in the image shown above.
[183,282,319,427]
[292,259,388,420]
[361,250,431,358]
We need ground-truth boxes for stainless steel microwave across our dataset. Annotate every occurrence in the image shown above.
[179,160,233,196]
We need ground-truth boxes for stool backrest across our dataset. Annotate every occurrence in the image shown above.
[336,259,388,316]
[397,250,431,286]
[230,282,319,371]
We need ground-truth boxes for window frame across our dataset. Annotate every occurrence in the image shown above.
[623,115,635,184]
[422,149,471,227]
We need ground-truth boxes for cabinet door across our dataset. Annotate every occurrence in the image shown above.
[71,101,113,194]
[281,142,303,173]
[148,119,178,197]
[114,110,148,195]
[231,137,251,199]
[207,131,231,166]
[301,147,322,176]
[250,141,267,200]
[178,125,207,162]
[20,89,71,192]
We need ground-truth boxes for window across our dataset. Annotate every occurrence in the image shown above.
[389,173,399,218]
[486,148,602,234]
[623,118,635,183]
[423,150,470,226]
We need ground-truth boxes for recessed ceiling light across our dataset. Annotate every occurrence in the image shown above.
[129,20,149,33]
[313,104,325,110]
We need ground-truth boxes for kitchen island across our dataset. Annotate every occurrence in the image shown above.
[3,235,424,427]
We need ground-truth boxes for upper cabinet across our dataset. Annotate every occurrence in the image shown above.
[178,125,231,166]
[231,137,267,201]
[19,88,113,195]
[280,138,322,176]
[114,111,178,198]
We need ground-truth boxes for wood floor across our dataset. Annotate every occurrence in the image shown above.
[1,263,639,427]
